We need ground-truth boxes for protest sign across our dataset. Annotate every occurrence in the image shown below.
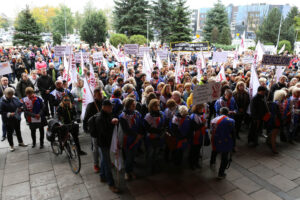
[124,44,139,55]
[262,55,292,66]
[212,52,228,63]
[157,50,168,60]
[75,52,90,63]
[137,47,150,57]
[193,82,221,105]
[242,56,254,64]
[54,46,72,57]
[170,42,209,52]
[93,52,103,63]
[0,62,12,76]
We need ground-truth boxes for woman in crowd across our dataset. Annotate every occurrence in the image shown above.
[160,84,172,110]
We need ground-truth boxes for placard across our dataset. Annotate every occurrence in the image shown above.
[137,47,150,57]
[74,52,90,63]
[93,52,103,63]
[0,62,12,75]
[54,46,72,57]
[124,44,139,55]
[262,55,292,66]
[170,42,209,52]
[157,50,168,60]
[193,82,221,105]
[212,52,228,63]
[242,56,254,64]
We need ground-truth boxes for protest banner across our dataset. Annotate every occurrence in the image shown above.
[193,82,221,105]
[92,52,103,63]
[156,50,168,60]
[137,47,150,57]
[0,62,12,76]
[212,52,228,63]
[242,56,254,64]
[54,46,72,57]
[124,44,139,55]
[262,55,292,66]
[75,52,90,63]
[170,42,209,52]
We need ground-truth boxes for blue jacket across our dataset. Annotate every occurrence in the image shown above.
[214,96,238,118]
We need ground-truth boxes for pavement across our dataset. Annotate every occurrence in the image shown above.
[1,117,300,200]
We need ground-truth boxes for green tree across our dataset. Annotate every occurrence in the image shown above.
[80,10,107,47]
[211,27,219,43]
[113,0,152,37]
[280,7,298,48]
[129,35,147,45]
[13,6,43,46]
[203,0,230,43]
[0,15,10,29]
[151,0,175,44]
[278,40,292,53]
[51,5,74,36]
[295,15,300,41]
[109,33,128,46]
[218,26,231,45]
[74,11,83,33]
[31,6,58,32]
[169,0,191,43]
[52,32,62,45]
[256,8,281,44]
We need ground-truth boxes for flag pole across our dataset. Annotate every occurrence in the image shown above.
[276,14,283,49]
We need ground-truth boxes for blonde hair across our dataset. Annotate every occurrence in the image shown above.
[178,105,189,117]
[273,90,286,101]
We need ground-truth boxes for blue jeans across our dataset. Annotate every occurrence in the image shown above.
[99,147,115,186]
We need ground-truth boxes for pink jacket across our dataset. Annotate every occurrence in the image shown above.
[35,61,47,73]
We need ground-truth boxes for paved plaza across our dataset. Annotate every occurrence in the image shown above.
[1,119,300,200]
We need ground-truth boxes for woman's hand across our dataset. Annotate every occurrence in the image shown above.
[111,118,118,125]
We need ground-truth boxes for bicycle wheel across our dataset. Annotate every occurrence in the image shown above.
[51,139,61,156]
[65,138,81,174]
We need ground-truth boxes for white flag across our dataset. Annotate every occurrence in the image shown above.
[255,41,265,63]
[81,78,94,120]
[122,55,128,81]
[89,62,97,89]
[249,64,260,98]
[238,31,245,54]
[215,65,226,82]
[278,44,285,54]
[196,54,202,81]
[110,125,123,171]
[233,50,238,69]
[156,54,163,70]
[111,45,121,62]
[167,53,171,67]
[175,55,181,83]
[70,54,77,84]
[142,52,151,81]
[102,55,109,72]
[80,51,85,75]
[276,66,285,82]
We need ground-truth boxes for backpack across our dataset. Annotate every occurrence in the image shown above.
[88,112,101,138]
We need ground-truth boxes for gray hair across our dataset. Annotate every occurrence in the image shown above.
[4,87,15,96]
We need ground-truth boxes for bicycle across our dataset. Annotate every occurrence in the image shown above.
[49,123,81,174]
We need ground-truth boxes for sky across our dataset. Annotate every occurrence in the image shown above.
[0,0,299,19]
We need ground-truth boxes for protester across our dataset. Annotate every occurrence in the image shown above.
[16,73,34,98]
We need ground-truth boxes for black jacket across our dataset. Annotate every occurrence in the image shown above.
[37,75,55,96]
[83,100,102,132]
[0,84,15,98]
[16,79,34,98]
[56,106,77,124]
[47,68,59,82]
[95,110,114,148]
[250,93,268,120]
[268,82,286,101]
[0,96,23,126]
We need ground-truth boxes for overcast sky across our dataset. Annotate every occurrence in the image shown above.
[1,0,299,19]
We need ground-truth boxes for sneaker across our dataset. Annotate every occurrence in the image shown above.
[124,173,130,181]
[217,173,227,180]
[79,150,87,156]
[94,165,100,173]
[109,186,120,193]
[19,143,28,147]
[10,146,15,152]
[1,137,6,142]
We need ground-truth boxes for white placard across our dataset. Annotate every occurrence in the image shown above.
[0,62,12,75]
[93,52,103,63]
[193,82,221,105]
[137,47,150,57]
[156,50,168,60]
[212,52,228,63]
[54,46,72,57]
[242,56,254,64]
[75,52,90,63]
[124,44,139,55]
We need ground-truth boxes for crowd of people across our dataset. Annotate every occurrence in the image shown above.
[0,44,300,193]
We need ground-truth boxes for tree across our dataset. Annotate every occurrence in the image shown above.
[74,11,83,33]
[113,0,152,37]
[169,0,191,43]
[109,33,128,46]
[52,32,62,45]
[13,6,43,46]
[51,5,74,36]
[129,35,147,45]
[151,0,175,44]
[80,10,107,47]
[31,6,58,32]
[203,0,230,43]
[211,27,219,43]
[219,26,231,45]
[256,8,281,44]
[280,7,299,48]
[278,40,292,53]
[0,15,10,29]
[295,15,300,41]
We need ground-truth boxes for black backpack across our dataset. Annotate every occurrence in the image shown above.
[88,112,101,138]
